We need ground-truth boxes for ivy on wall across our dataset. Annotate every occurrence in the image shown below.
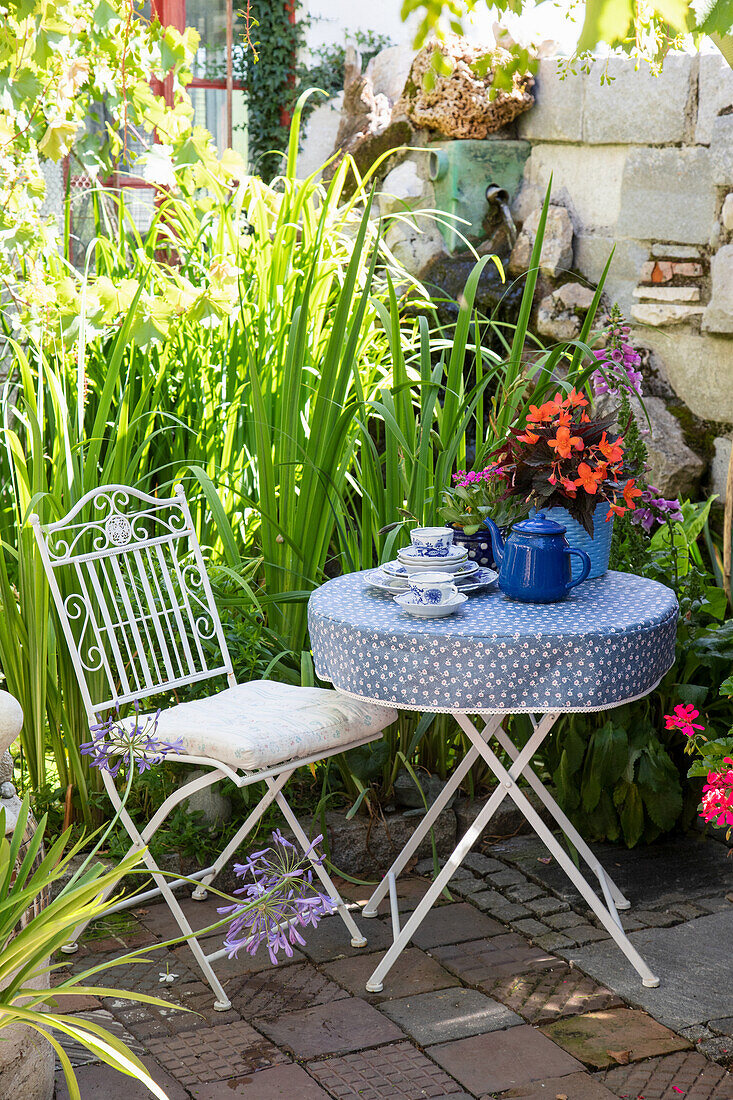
[237,2,392,180]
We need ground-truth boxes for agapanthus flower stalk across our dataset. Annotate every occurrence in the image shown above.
[219,830,335,964]
[81,703,183,777]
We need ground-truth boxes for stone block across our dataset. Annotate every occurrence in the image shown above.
[540,1007,690,1070]
[723,193,733,232]
[517,58,583,141]
[520,143,628,230]
[637,329,733,423]
[650,243,702,259]
[583,55,691,145]
[379,987,521,1045]
[631,303,704,326]
[633,285,701,301]
[703,244,733,333]
[573,234,648,317]
[711,436,733,498]
[672,261,703,276]
[711,114,733,185]
[696,52,733,144]
[617,147,715,244]
[509,204,573,277]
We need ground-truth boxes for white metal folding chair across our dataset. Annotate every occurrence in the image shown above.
[31,484,397,1009]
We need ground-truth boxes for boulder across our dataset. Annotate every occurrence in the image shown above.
[399,34,534,140]
[537,281,596,342]
[722,193,733,233]
[637,396,705,500]
[365,45,415,105]
[182,768,232,826]
[711,435,733,499]
[380,159,446,275]
[703,244,733,335]
[509,204,573,277]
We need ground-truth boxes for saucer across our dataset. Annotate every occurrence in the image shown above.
[398,545,467,564]
[394,591,468,618]
[383,558,476,578]
[364,569,409,594]
[455,567,498,593]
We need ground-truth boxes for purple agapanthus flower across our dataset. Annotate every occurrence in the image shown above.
[219,830,336,964]
[81,702,183,778]
[630,485,684,532]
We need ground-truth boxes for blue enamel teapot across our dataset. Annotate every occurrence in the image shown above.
[483,513,591,603]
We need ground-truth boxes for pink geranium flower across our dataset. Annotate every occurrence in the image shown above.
[664,704,706,737]
[700,762,733,828]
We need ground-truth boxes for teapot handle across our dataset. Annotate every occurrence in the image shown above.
[565,548,591,590]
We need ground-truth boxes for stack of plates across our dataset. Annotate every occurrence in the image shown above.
[365,561,497,596]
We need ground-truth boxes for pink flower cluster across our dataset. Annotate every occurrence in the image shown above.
[453,465,503,488]
[664,704,705,737]
[592,321,643,398]
[700,764,733,828]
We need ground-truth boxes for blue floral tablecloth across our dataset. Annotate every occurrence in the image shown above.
[308,570,678,714]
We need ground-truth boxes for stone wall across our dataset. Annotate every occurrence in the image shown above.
[301,49,733,494]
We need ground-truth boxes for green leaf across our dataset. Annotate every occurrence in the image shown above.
[579,0,634,51]
[616,781,645,847]
[344,741,390,784]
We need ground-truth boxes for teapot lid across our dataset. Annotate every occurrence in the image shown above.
[513,512,567,535]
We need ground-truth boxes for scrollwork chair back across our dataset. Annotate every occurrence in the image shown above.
[30,485,236,719]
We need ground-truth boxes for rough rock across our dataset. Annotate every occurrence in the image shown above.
[509,204,573,277]
[703,244,733,334]
[182,768,232,826]
[393,767,456,810]
[710,114,733,186]
[400,34,534,139]
[631,303,704,326]
[537,281,596,341]
[617,147,715,245]
[637,396,705,499]
[722,193,733,233]
[633,286,701,302]
[380,159,446,275]
[711,436,733,499]
[365,45,415,104]
[636,329,733,424]
[325,47,412,188]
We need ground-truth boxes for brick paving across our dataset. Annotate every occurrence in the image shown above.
[52,838,733,1099]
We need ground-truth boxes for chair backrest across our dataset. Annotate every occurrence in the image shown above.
[30,484,236,718]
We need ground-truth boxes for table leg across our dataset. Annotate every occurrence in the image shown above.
[455,714,660,988]
[364,715,551,993]
[361,732,487,919]
[492,721,631,911]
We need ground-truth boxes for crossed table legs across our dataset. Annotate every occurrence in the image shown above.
[361,712,660,993]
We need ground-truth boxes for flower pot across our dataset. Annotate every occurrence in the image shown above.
[449,524,498,569]
[542,502,614,580]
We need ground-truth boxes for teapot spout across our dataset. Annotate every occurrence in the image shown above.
[482,516,504,567]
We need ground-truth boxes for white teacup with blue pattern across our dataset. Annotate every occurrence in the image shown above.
[410,526,454,558]
[408,572,459,605]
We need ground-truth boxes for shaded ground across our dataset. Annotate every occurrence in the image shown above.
[53,830,733,1099]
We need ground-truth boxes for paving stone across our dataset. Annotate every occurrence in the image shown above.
[511,918,550,939]
[669,902,707,921]
[49,993,103,1012]
[545,911,585,931]
[136,896,231,947]
[427,1024,583,1095]
[567,924,610,945]
[299,911,392,963]
[308,1040,471,1098]
[229,961,350,1019]
[488,869,527,888]
[696,1036,733,1065]
[709,1018,733,1038]
[619,913,647,932]
[524,896,570,917]
[335,875,450,915]
[171,941,306,984]
[464,852,506,876]
[146,1021,288,1085]
[379,987,521,1045]
[599,1049,733,1099]
[565,912,733,1030]
[535,931,575,951]
[106,979,240,1040]
[256,997,403,1059]
[53,1008,143,1068]
[631,908,680,928]
[409,902,503,949]
[55,1055,190,1099]
[505,883,544,903]
[540,1007,691,1070]
[695,895,732,914]
[323,947,457,1003]
[491,966,623,1025]
[470,890,531,922]
[189,1062,332,1099]
[495,1069,618,1098]
[432,933,558,986]
[682,1025,715,1043]
[96,954,200,998]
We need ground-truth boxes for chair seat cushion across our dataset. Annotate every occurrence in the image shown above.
[151,680,397,772]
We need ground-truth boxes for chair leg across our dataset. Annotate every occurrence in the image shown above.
[271,781,367,948]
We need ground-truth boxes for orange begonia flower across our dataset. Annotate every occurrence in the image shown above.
[575,462,602,493]
[566,388,588,408]
[556,409,572,427]
[561,477,578,496]
[527,399,561,424]
[548,426,584,459]
[607,502,627,519]
[598,432,624,465]
[623,478,643,509]
[517,429,540,445]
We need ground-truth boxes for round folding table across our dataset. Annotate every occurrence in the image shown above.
[308,569,678,993]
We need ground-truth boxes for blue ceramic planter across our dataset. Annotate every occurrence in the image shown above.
[449,524,499,569]
[542,503,614,580]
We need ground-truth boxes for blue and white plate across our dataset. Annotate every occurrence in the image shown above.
[383,557,476,578]
[394,591,468,618]
[456,567,498,593]
[364,569,410,594]
[398,545,467,564]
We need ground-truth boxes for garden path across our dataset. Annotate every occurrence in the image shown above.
[52,831,732,1100]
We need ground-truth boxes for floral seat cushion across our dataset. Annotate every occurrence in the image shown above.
[152,680,397,772]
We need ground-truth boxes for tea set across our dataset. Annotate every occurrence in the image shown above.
[366,517,592,619]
